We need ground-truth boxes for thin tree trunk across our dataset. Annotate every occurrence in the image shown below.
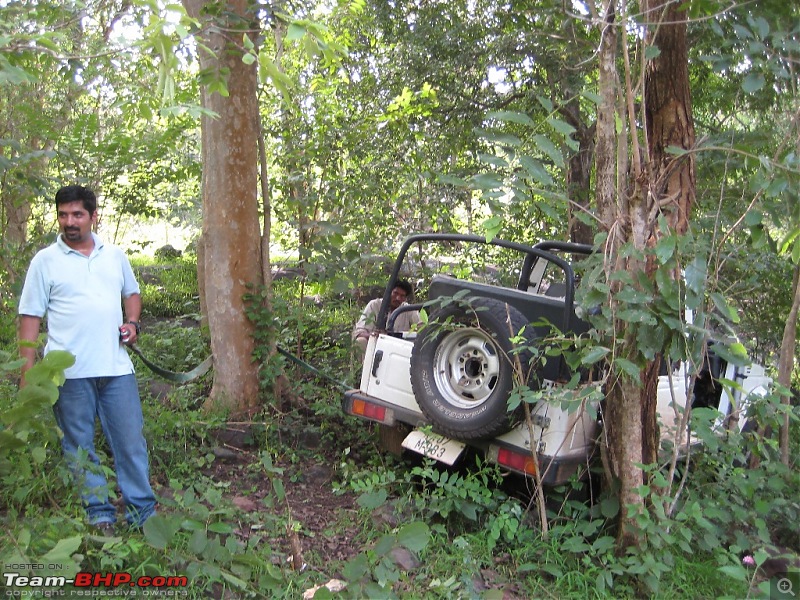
[779,265,800,465]
[561,99,595,246]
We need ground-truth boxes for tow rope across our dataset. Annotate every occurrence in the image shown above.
[129,343,348,390]
[276,345,350,391]
[128,344,213,384]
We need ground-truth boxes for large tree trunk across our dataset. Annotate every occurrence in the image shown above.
[641,0,695,467]
[182,0,263,413]
[595,0,695,550]
[643,0,696,236]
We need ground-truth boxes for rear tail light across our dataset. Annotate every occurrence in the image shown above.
[348,398,394,425]
[488,445,538,476]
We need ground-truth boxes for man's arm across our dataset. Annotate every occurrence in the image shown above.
[18,314,42,386]
[121,293,142,345]
[353,300,379,342]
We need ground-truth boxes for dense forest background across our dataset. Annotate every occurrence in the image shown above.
[1,0,799,598]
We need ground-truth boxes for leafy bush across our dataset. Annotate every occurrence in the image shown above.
[132,255,200,318]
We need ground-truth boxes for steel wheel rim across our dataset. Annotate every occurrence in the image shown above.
[433,328,501,408]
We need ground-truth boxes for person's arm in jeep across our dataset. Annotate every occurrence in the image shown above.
[18,314,42,387]
[353,300,376,340]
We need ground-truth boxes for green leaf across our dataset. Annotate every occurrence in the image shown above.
[143,515,179,550]
[357,489,387,509]
[718,564,749,582]
[654,235,677,264]
[487,110,535,126]
[220,570,249,589]
[188,529,208,554]
[342,554,369,581]
[617,308,657,325]
[581,346,610,365]
[615,287,653,304]
[286,23,306,41]
[532,135,564,168]
[479,153,509,167]
[273,478,285,502]
[41,350,76,371]
[600,496,619,518]
[546,117,576,137]
[742,72,765,93]
[684,256,707,310]
[540,563,564,578]
[592,535,616,553]
[710,292,740,324]
[373,534,395,556]
[482,216,503,242]
[208,522,234,534]
[712,342,750,366]
[744,209,763,226]
[615,358,641,380]
[536,95,554,112]
[31,446,47,464]
[519,156,554,186]
[475,128,522,147]
[779,227,800,255]
[645,45,662,60]
[437,174,469,187]
[41,536,82,562]
[469,173,504,190]
[396,521,430,553]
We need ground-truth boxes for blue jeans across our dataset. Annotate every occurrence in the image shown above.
[54,375,156,527]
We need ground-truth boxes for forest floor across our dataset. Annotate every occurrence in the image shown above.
[188,419,529,598]
[201,422,365,569]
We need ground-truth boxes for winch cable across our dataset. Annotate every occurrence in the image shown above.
[276,345,350,391]
[129,342,349,390]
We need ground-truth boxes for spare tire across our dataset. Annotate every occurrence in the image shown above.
[410,296,538,440]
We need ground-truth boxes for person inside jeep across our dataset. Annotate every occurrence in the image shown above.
[352,279,421,351]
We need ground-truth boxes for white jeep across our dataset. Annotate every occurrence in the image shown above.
[342,234,771,486]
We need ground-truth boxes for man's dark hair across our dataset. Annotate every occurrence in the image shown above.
[55,185,97,215]
[394,279,413,298]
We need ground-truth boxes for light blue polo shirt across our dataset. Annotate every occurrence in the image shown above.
[18,233,140,379]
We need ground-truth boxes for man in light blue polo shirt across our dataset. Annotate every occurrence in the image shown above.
[18,185,156,534]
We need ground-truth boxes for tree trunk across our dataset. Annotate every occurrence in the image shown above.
[641,0,696,466]
[182,0,263,413]
[643,0,696,235]
[778,265,800,465]
[561,99,595,246]
[595,0,696,550]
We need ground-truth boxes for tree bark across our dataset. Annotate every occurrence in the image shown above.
[595,0,696,550]
[641,0,696,466]
[778,265,799,465]
[561,99,596,246]
[643,0,696,235]
[182,0,263,413]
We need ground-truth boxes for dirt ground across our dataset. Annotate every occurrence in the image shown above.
[205,440,363,568]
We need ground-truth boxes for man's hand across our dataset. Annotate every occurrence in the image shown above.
[119,322,139,345]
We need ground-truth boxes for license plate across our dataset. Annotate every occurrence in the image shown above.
[402,430,465,465]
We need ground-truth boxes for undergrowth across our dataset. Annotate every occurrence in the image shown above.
[0,255,797,598]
